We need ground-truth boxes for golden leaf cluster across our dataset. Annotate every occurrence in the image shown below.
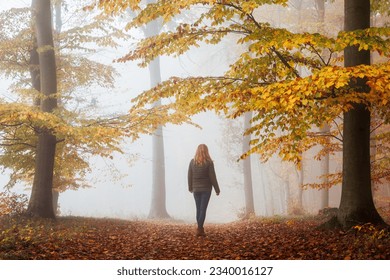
[0,5,132,192]
[101,0,390,186]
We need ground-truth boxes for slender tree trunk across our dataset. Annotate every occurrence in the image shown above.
[269,183,275,215]
[294,2,305,212]
[336,0,384,227]
[315,0,330,210]
[27,0,58,219]
[319,124,330,209]
[284,180,290,214]
[297,164,304,209]
[315,0,325,28]
[144,4,170,218]
[242,112,255,217]
[370,120,377,203]
[259,162,269,216]
[54,0,62,32]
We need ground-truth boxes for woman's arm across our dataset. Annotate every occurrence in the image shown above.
[209,162,220,195]
[188,160,193,193]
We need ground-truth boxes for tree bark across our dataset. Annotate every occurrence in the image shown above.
[29,36,41,107]
[144,5,170,218]
[315,0,330,210]
[27,0,58,219]
[51,0,63,216]
[259,163,270,215]
[336,0,384,227]
[315,0,325,27]
[242,112,255,216]
[319,125,330,209]
[297,163,304,209]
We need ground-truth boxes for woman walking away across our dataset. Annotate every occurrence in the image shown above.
[188,144,220,237]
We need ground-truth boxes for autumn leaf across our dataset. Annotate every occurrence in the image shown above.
[0,215,389,260]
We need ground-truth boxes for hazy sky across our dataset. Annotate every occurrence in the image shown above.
[56,44,247,222]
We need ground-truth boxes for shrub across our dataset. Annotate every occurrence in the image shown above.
[0,190,28,216]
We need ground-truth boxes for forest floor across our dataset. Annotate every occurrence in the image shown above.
[1,212,389,260]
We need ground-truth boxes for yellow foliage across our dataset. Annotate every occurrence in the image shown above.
[95,0,390,188]
[0,6,132,191]
[0,1,348,198]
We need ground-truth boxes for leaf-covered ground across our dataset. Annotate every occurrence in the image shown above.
[0,215,389,260]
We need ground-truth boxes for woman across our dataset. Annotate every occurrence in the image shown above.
[188,144,220,237]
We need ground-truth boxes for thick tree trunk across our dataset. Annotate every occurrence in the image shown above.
[29,37,41,107]
[144,0,169,219]
[27,0,58,219]
[336,0,384,227]
[242,112,255,216]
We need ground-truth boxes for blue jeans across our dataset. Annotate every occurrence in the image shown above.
[193,191,211,229]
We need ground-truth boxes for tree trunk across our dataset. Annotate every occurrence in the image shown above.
[144,6,170,218]
[148,100,169,218]
[54,0,62,33]
[148,121,169,219]
[27,0,58,219]
[336,0,384,227]
[259,163,270,216]
[52,190,59,215]
[29,36,41,107]
[315,0,330,210]
[29,33,61,215]
[242,112,255,217]
[297,164,304,209]
[315,0,325,28]
[51,0,63,216]
[319,125,330,209]
[284,179,290,214]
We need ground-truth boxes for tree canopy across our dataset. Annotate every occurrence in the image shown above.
[0,4,128,193]
[97,0,389,167]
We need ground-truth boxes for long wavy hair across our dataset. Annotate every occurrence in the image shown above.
[194,144,212,165]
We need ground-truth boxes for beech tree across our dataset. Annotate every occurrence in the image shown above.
[336,0,383,228]
[243,111,255,216]
[27,0,58,218]
[220,114,256,217]
[0,3,135,218]
[0,2,128,194]
[98,0,389,227]
[143,0,170,219]
[315,0,330,210]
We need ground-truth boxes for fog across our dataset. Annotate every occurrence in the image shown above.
[0,1,343,224]
[55,32,251,222]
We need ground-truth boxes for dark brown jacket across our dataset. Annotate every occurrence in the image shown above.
[188,159,220,193]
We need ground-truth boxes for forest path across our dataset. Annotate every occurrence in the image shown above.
[0,216,389,259]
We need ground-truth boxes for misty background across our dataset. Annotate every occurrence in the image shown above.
[0,0,342,223]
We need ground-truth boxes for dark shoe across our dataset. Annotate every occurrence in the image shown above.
[197,227,206,237]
